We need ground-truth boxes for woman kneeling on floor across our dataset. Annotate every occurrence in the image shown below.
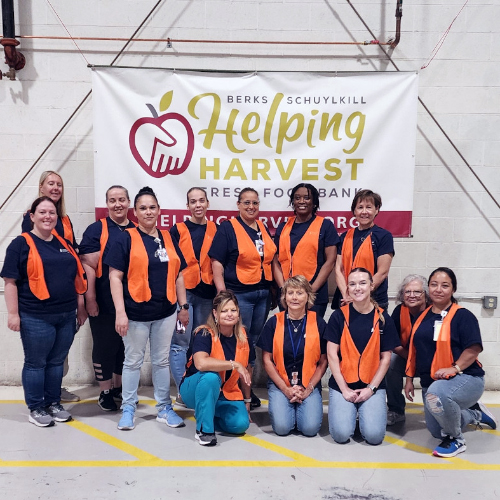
[325,267,399,445]
[257,275,327,437]
[405,267,496,458]
[180,291,252,446]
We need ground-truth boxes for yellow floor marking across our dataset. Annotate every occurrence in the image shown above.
[67,419,160,462]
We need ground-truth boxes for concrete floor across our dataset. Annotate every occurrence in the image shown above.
[0,386,499,500]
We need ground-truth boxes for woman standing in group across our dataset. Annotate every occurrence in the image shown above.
[180,291,252,446]
[80,185,136,411]
[169,187,217,405]
[325,267,399,445]
[405,267,496,458]
[209,187,276,408]
[274,183,339,318]
[106,186,189,430]
[2,197,87,426]
[386,274,429,426]
[333,189,394,310]
[257,275,327,437]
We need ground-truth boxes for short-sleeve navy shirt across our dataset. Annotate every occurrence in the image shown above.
[324,304,400,391]
[275,215,340,305]
[412,307,484,388]
[208,217,274,292]
[170,220,217,300]
[104,228,186,322]
[1,233,78,314]
[79,217,137,314]
[257,313,327,388]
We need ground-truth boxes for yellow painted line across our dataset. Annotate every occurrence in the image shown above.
[239,434,319,463]
[67,419,160,462]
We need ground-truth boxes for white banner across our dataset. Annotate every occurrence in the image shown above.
[92,68,418,236]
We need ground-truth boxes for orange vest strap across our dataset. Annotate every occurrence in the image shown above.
[52,233,87,294]
[273,310,321,388]
[96,218,109,279]
[177,221,216,289]
[339,305,382,384]
[278,216,323,281]
[399,305,413,349]
[60,216,74,245]
[341,229,375,278]
[229,219,276,284]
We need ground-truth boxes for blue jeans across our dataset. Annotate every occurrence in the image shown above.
[267,381,323,437]
[328,387,387,445]
[170,290,213,390]
[422,374,484,441]
[121,313,176,410]
[236,288,270,354]
[19,311,76,410]
[385,352,407,414]
[180,371,249,434]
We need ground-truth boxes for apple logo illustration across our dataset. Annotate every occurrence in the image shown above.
[129,91,195,178]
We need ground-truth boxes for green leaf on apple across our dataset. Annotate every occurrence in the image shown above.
[159,91,173,112]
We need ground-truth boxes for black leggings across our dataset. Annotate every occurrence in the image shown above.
[89,314,124,381]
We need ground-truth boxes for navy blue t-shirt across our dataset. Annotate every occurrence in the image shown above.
[184,327,256,381]
[170,220,217,300]
[1,233,78,314]
[334,224,394,307]
[208,217,274,293]
[79,217,137,315]
[22,211,78,250]
[104,227,186,322]
[412,307,484,388]
[257,313,327,388]
[324,304,400,391]
[391,303,423,339]
[275,216,340,305]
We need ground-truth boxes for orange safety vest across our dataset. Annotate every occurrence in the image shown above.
[272,310,321,388]
[229,219,276,284]
[278,216,324,281]
[60,215,75,245]
[176,221,217,289]
[399,304,413,349]
[339,305,383,384]
[405,304,480,380]
[126,228,180,304]
[21,232,87,300]
[185,327,250,401]
[341,228,375,278]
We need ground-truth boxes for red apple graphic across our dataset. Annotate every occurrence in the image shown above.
[129,103,194,178]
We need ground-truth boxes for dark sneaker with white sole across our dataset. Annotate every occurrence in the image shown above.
[98,390,118,411]
[432,436,466,458]
[195,430,217,446]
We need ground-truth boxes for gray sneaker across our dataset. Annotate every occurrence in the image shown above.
[60,388,80,402]
[29,408,55,427]
[387,411,406,426]
[46,403,72,422]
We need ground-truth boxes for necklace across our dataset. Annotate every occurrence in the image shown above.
[288,315,305,333]
[110,218,129,231]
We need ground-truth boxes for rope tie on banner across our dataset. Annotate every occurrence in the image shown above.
[421,0,470,70]
[45,0,90,65]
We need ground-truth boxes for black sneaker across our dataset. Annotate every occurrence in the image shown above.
[195,430,217,446]
[250,390,261,409]
[110,386,122,401]
[98,390,118,411]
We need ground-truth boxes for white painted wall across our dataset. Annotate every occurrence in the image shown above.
[1,0,499,388]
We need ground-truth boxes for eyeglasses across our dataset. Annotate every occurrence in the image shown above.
[404,290,424,297]
[240,201,260,206]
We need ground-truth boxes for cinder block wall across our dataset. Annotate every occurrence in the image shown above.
[1,0,499,388]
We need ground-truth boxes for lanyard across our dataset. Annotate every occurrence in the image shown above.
[287,316,306,361]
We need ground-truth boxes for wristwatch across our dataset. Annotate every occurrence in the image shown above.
[177,303,189,312]
[367,384,378,394]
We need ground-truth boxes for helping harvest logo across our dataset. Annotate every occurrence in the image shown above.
[129,91,195,178]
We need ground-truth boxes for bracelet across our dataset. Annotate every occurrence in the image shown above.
[230,360,235,370]
[453,363,463,374]
[308,383,315,392]
[243,398,252,403]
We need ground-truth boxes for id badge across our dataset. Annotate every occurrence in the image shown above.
[255,238,264,257]
[156,247,169,262]
[433,320,443,341]
[291,372,299,386]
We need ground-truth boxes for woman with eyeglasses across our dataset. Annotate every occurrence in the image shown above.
[209,187,276,409]
[405,267,496,458]
[385,274,430,426]
[105,186,189,431]
[273,183,339,318]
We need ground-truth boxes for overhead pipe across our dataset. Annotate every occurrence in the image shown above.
[390,0,403,48]
[1,0,25,80]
